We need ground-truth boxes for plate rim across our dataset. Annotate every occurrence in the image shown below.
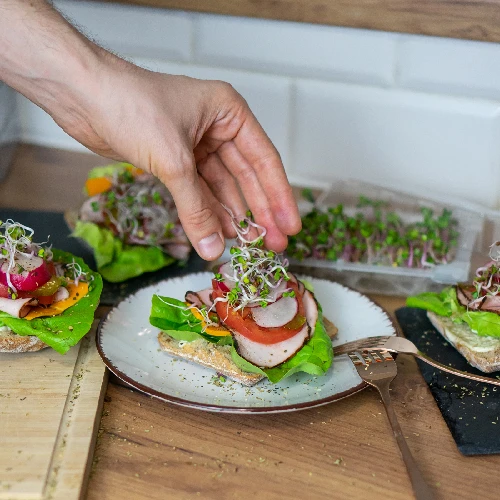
[96,273,397,414]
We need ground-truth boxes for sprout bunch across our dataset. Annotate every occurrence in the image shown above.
[91,170,181,248]
[217,207,292,311]
[287,192,459,268]
[64,259,93,286]
[471,241,500,302]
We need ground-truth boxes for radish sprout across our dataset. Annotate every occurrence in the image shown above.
[288,192,459,268]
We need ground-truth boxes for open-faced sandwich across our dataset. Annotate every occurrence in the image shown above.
[0,220,102,354]
[407,242,500,373]
[70,163,191,282]
[149,211,336,386]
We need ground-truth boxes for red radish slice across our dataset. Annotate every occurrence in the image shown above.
[218,262,236,291]
[185,288,213,308]
[0,255,52,292]
[232,322,309,368]
[252,296,298,328]
[0,297,37,318]
[265,279,289,303]
[185,291,203,308]
[229,286,319,367]
[302,290,318,334]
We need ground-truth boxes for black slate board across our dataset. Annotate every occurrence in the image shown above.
[0,209,208,306]
[395,307,500,456]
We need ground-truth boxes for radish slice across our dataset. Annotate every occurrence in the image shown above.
[218,262,236,291]
[252,296,298,328]
[302,290,318,336]
[0,255,52,292]
[185,288,213,308]
[232,322,309,368]
[230,288,319,367]
[0,297,37,318]
[185,291,203,308]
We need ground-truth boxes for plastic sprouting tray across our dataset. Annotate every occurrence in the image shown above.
[287,179,483,296]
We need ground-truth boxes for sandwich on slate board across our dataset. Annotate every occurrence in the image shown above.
[149,210,336,386]
[407,241,500,373]
[71,163,191,283]
[0,220,102,353]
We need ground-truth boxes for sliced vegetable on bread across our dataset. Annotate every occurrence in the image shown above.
[150,211,336,386]
[407,241,500,373]
[70,163,191,282]
[0,220,103,354]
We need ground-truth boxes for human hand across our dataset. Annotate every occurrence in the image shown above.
[0,0,301,260]
[56,56,301,260]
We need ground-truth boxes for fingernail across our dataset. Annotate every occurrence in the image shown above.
[198,233,224,260]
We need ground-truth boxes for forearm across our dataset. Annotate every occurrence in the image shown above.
[0,0,104,122]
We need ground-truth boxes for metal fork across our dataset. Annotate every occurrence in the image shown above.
[349,351,435,500]
[334,335,500,387]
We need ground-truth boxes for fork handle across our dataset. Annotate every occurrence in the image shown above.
[377,382,436,500]
[415,351,500,386]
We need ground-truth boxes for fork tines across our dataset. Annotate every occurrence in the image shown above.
[348,350,394,366]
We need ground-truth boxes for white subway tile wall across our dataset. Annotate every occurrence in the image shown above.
[194,15,397,86]
[6,1,500,208]
[292,81,500,206]
[0,83,18,144]
[398,35,500,100]
[53,0,192,61]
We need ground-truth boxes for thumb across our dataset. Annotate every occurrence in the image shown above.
[156,160,225,261]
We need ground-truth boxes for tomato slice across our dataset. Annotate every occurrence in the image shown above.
[212,280,307,345]
[36,294,56,305]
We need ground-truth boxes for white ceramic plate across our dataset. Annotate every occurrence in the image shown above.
[97,273,396,413]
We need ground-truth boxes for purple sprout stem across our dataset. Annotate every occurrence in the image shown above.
[407,244,414,268]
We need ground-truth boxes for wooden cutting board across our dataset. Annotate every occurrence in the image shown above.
[0,321,108,500]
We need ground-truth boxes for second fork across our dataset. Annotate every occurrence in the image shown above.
[349,350,435,500]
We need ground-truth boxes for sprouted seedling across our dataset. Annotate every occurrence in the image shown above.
[287,191,459,269]
[65,259,93,286]
[216,206,292,311]
[471,241,500,303]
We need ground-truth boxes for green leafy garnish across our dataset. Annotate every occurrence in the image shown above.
[72,221,176,282]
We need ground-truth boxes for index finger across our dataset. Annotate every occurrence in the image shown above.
[232,112,301,236]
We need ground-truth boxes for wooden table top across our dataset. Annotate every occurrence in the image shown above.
[3,144,500,500]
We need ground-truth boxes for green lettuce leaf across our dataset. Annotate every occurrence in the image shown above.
[0,249,103,354]
[406,288,453,316]
[87,162,133,180]
[72,221,175,283]
[407,287,500,338]
[149,294,333,383]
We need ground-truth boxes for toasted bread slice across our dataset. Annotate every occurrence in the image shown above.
[427,311,500,373]
[158,317,339,386]
[0,329,47,353]
[158,333,264,386]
